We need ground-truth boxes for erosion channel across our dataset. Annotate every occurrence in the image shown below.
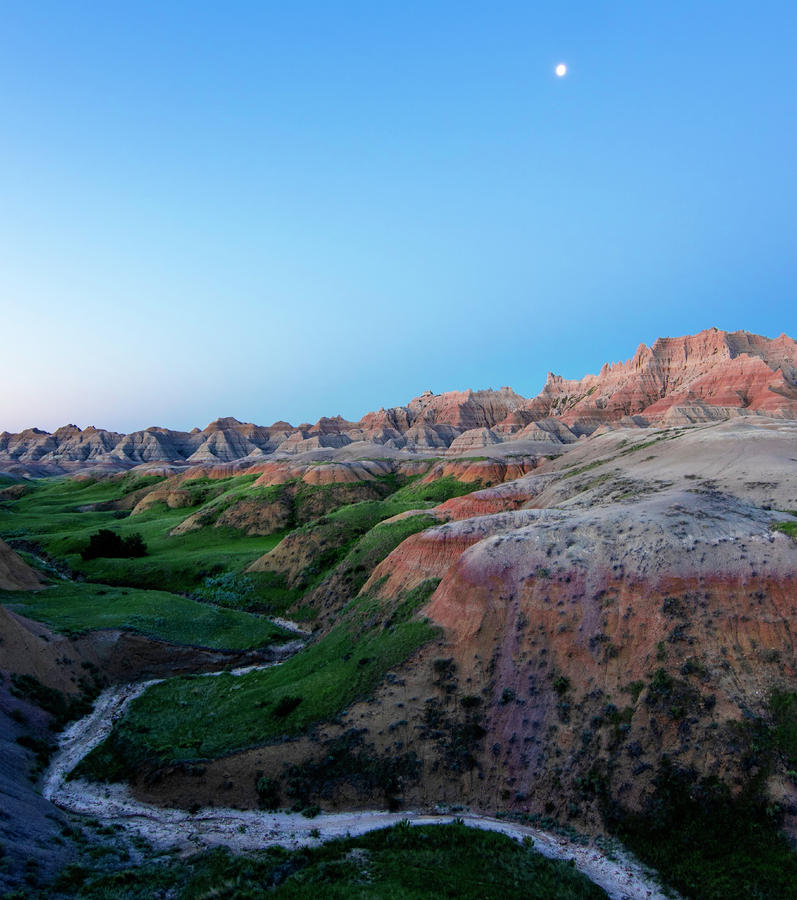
[42,628,672,900]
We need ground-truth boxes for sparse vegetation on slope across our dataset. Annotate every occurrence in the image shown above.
[610,760,797,900]
[75,583,440,777]
[608,691,797,900]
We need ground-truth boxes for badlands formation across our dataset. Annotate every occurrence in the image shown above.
[2,328,797,477]
[126,416,797,833]
[1,328,797,895]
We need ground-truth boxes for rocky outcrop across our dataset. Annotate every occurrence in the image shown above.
[515,418,578,443]
[523,329,797,434]
[0,539,43,591]
[434,476,555,521]
[361,511,537,600]
[2,329,796,475]
[338,418,797,822]
[445,428,503,455]
[420,457,538,486]
[111,427,200,464]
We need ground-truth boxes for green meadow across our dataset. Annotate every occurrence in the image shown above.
[0,473,286,594]
[0,470,470,774]
[0,473,296,648]
[76,581,441,775]
[0,581,287,650]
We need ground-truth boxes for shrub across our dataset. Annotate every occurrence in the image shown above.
[285,729,421,809]
[195,572,255,609]
[81,529,147,560]
[256,775,280,810]
[609,760,797,899]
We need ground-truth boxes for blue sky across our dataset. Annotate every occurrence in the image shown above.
[1,1,795,432]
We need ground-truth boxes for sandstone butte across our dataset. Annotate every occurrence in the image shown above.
[1,327,796,477]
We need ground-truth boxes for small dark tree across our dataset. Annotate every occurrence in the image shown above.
[122,533,147,557]
[255,775,280,810]
[81,529,148,560]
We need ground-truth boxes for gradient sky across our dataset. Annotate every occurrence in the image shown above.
[1,2,796,433]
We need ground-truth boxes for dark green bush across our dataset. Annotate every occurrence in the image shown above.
[256,775,280,810]
[608,760,797,899]
[81,529,147,560]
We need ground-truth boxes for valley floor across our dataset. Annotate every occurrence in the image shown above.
[43,655,672,900]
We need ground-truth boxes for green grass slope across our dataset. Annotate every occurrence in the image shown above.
[76,582,441,776]
[0,474,288,593]
[1,581,287,650]
[62,822,607,899]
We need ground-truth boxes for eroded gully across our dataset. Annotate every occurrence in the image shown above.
[42,624,674,900]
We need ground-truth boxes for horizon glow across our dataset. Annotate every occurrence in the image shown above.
[1,2,795,434]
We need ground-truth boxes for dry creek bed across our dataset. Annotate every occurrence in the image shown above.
[43,626,674,900]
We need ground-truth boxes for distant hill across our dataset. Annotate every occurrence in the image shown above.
[2,328,796,477]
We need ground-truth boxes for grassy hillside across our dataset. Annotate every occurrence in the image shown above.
[76,582,441,776]
[62,822,608,899]
[0,474,287,593]
[0,470,474,782]
[0,470,472,603]
[0,581,288,650]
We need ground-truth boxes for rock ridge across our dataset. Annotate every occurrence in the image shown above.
[2,328,795,475]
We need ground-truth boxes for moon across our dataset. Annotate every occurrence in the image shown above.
[555,63,567,77]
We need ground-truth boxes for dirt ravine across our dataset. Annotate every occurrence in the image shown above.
[42,645,674,900]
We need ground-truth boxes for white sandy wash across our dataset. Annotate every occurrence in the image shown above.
[268,616,313,636]
[43,656,675,900]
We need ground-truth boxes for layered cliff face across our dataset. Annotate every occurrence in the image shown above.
[328,418,797,824]
[415,491,795,816]
[4,329,795,475]
[122,415,797,845]
[524,329,797,434]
